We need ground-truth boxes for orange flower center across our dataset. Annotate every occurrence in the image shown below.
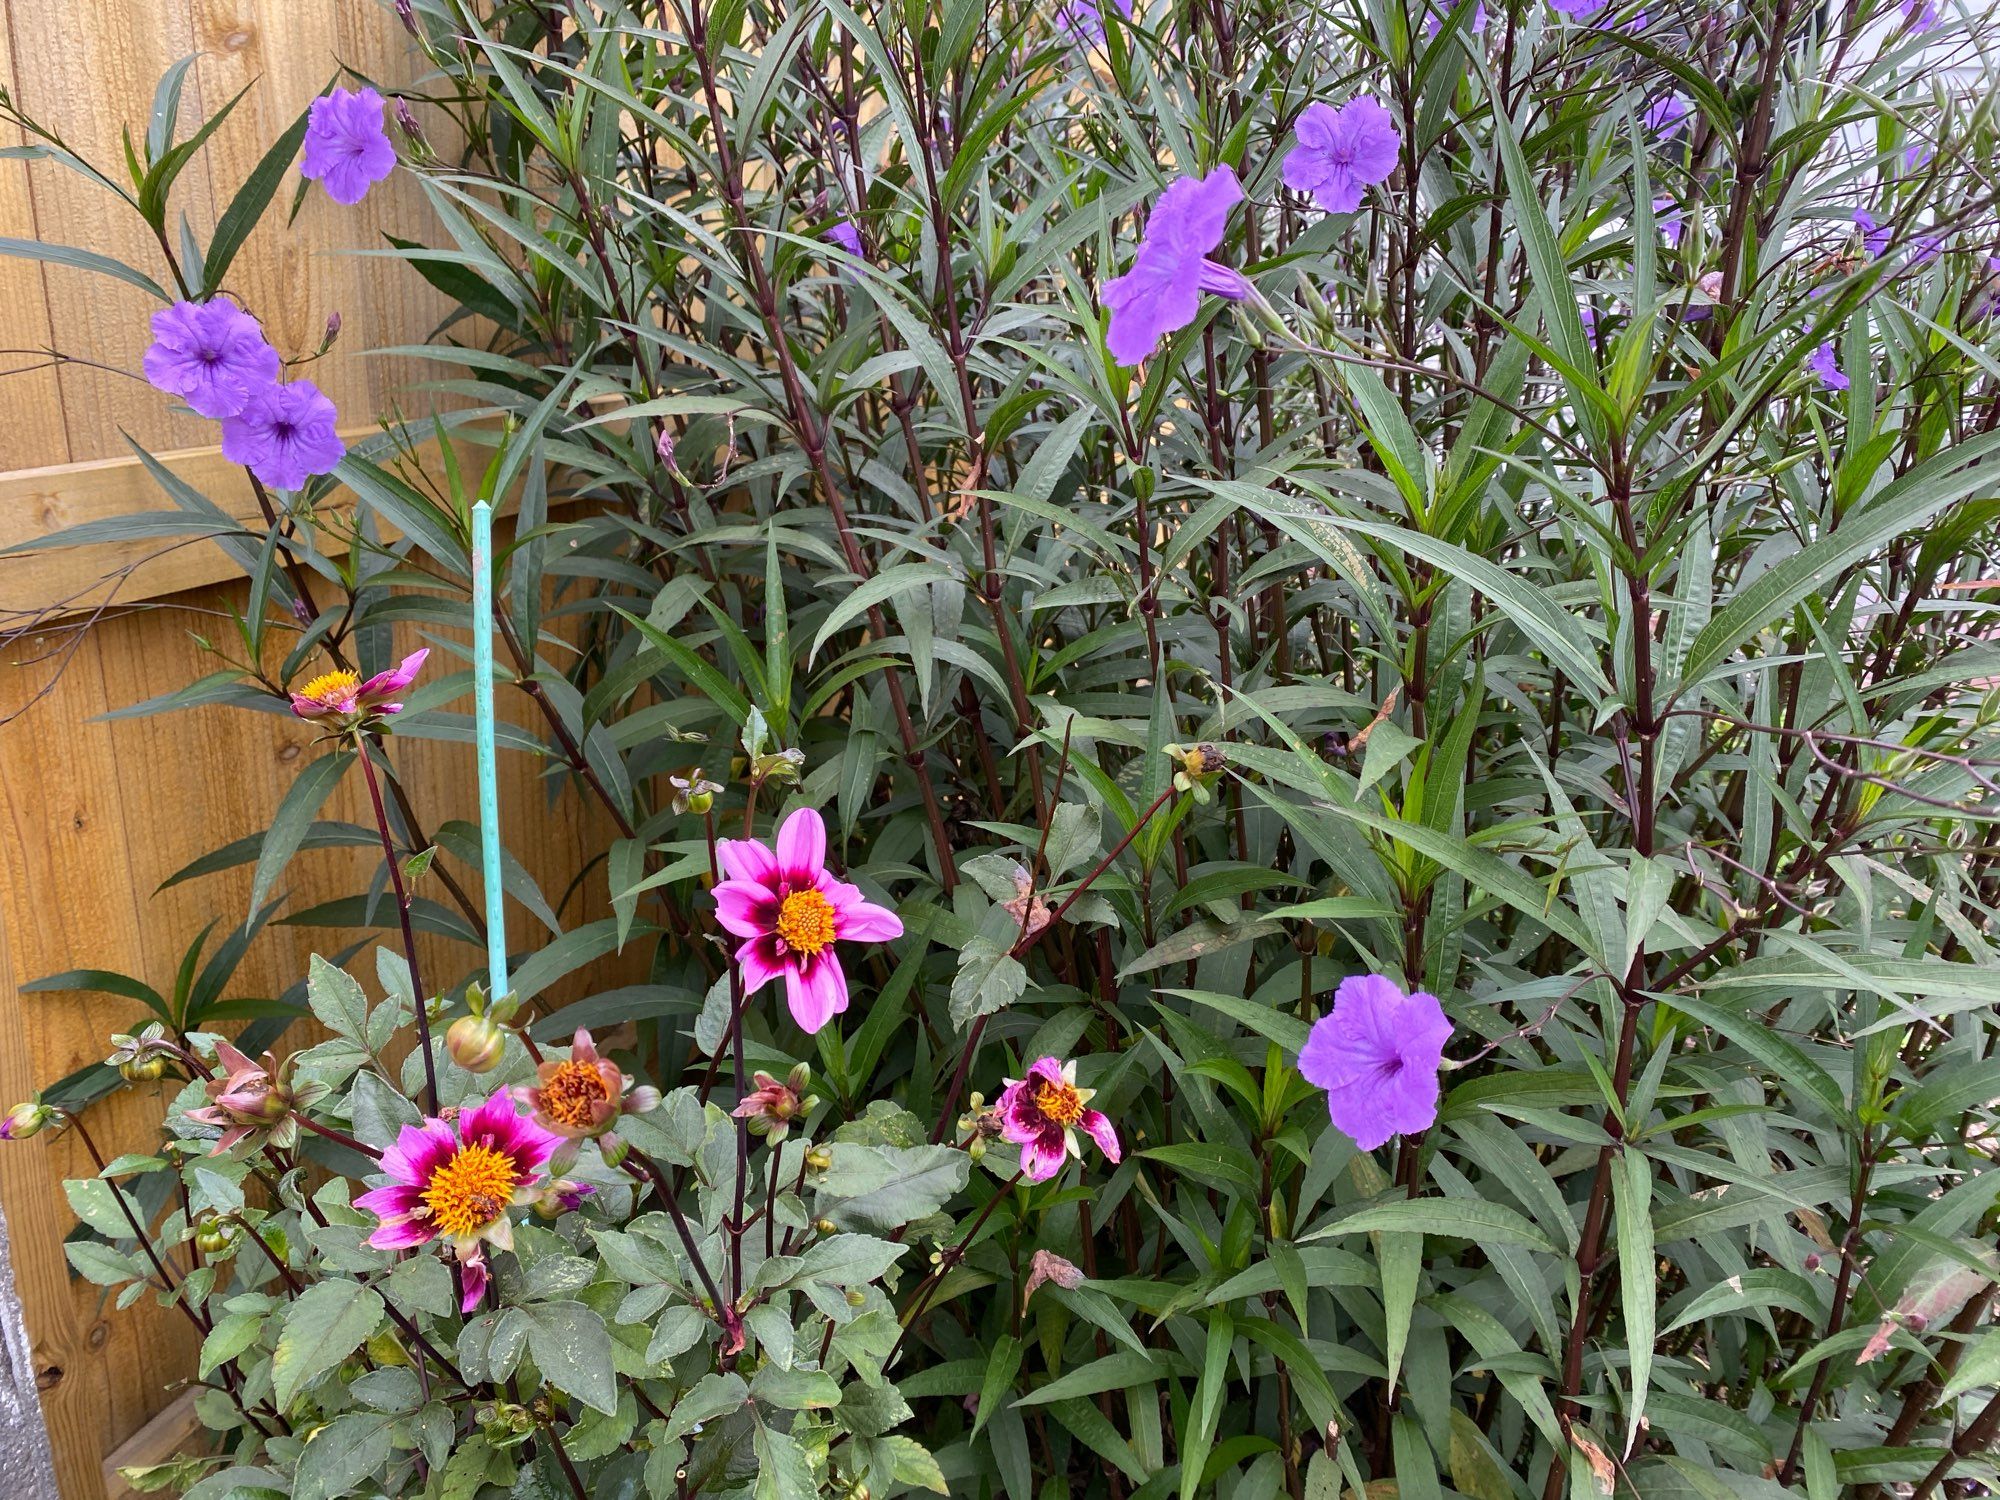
[1032,1076,1085,1128]
[422,1143,517,1239]
[299,669,359,706]
[775,888,837,956]
[539,1060,611,1129]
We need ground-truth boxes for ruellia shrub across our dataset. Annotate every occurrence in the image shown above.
[7,0,2000,1496]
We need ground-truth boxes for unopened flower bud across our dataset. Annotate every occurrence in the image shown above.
[318,311,342,354]
[814,1217,838,1235]
[120,1056,167,1083]
[194,1219,236,1255]
[446,1014,507,1073]
[1,1103,53,1140]
[844,1287,867,1307]
[395,0,418,34]
[598,1132,631,1168]
[806,1146,833,1172]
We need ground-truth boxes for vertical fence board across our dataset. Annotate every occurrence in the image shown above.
[0,5,565,1497]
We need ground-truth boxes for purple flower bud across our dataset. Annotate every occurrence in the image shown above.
[656,425,676,469]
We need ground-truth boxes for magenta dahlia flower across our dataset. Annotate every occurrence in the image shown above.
[1283,98,1401,215]
[713,807,904,1033]
[1297,974,1453,1151]
[142,300,281,420]
[220,379,346,490]
[1101,169,1254,366]
[997,1056,1120,1182]
[356,1092,562,1312]
[289,647,427,724]
[301,87,398,206]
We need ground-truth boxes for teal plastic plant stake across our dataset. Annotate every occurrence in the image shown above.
[471,499,509,1004]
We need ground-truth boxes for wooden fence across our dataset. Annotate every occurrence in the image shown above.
[0,6,606,1496]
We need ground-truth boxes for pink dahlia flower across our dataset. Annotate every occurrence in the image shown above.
[713,807,904,1033]
[355,1091,561,1312]
[997,1056,1120,1182]
[289,647,428,724]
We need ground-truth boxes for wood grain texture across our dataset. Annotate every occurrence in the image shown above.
[0,6,569,1499]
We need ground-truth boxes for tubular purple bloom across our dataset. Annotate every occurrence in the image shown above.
[1653,197,1684,248]
[1550,0,1646,28]
[1101,169,1249,366]
[1296,974,1453,1152]
[301,87,398,206]
[825,218,864,257]
[1642,92,1692,139]
[1809,342,1849,391]
[220,379,346,491]
[1057,0,1133,46]
[1283,98,1400,215]
[142,300,282,420]
[996,1056,1119,1181]
[1423,0,1487,34]
[1855,209,1891,258]
[1901,0,1939,29]
[713,807,904,1033]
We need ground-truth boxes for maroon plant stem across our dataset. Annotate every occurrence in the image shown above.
[1908,1389,2000,1500]
[59,1109,209,1335]
[294,1112,383,1160]
[885,1169,1024,1369]
[356,741,440,1114]
[622,1145,736,1346]
[535,1409,593,1500]
[931,783,1179,1145]
[675,0,957,894]
[1777,1125,1879,1484]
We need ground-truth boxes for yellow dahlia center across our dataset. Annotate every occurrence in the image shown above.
[300,669,359,706]
[775,888,837,956]
[422,1143,517,1239]
[1033,1077,1085,1128]
[540,1060,611,1129]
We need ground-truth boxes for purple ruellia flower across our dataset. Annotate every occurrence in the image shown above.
[1855,209,1892,258]
[1913,232,1945,265]
[1809,342,1849,391]
[1654,196,1684,247]
[1905,141,1934,173]
[301,87,397,206]
[1902,0,1939,29]
[1101,169,1253,366]
[220,380,346,490]
[825,218,864,257]
[1058,0,1133,46]
[1551,0,1645,29]
[1642,93,1693,139]
[142,299,282,420]
[1297,974,1453,1152]
[1283,97,1401,215]
[1424,0,1487,34]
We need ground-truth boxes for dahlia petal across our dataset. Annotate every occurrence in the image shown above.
[1079,1109,1122,1164]
[714,880,779,939]
[458,1249,489,1313]
[716,836,781,889]
[831,892,904,943]
[784,953,848,1033]
[1020,1128,1069,1182]
[381,1119,457,1186]
[1026,1057,1068,1091]
[366,1215,436,1251]
[356,648,428,705]
[738,935,786,994]
[775,806,828,886]
[354,1183,424,1219]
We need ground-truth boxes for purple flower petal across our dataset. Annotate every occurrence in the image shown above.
[220,380,345,491]
[302,87,398,207]
[142,300,281,419]
[1298,975,1452,1152]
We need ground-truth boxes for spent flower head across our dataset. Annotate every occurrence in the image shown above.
[996,1057,1119,1181]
